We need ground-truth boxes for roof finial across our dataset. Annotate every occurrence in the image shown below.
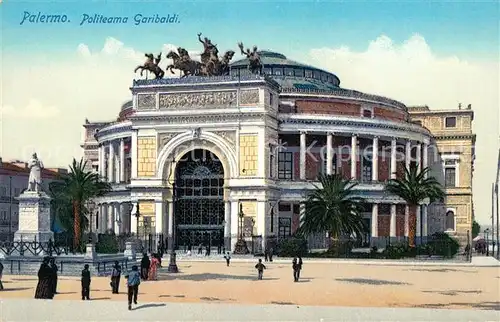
[458,103,462,109]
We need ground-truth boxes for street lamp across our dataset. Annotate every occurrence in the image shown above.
[166,157,178,273]
[485,228,490,256]
[134,202,141,239]
[233,203,249,254]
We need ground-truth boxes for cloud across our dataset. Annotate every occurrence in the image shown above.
[309,33,499,225]
[2,99,60,118]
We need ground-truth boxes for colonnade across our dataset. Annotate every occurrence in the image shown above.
[98,138,128,183]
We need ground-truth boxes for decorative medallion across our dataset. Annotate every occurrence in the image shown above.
[137,94,156,110]
[158,91,237,109]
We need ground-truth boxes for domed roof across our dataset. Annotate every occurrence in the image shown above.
[121,100,133,111]
[230,50,341,88]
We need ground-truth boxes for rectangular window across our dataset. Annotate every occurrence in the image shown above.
[269,151,275,178]
[321,153,337,176]
[273,68,282,76]
[278,203,291,212]
[278,217,291,239]
[278,152,293,180]
[284,68,294,76]
[445,117,457,128]
[362,155,373,183]
[363,109,372,118]
[445,167,456,187]
[0,187,6,196]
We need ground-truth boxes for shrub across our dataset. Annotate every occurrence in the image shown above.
[426,232,460,258]
[383,243,411,259]
[276,237,308,257]
[95,233,119,254]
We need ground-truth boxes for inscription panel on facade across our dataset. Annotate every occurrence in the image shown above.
[159,91,237,109]
[137,94,156,110]
[239,89,259,105]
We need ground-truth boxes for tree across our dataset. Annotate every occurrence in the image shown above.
[297,174,366,243]
[50,158,111,251]
[472,220,481,238]
[385,164,445,248]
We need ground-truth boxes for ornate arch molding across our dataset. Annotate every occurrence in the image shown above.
[157,131,237,181]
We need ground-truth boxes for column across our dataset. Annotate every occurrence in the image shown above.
[230,201,240,252]
[404,205,409,237]
[372,136,379,181]
[114,154,120,184]
[416,205,421,244]
[326,132,333,175]
[257,201,268,251]
[131,203,138,235]
[114,203,121,233]
[155,201,163,234]
[422,142,429,177]
[119,138,125,183]
[300,131,306,180]
[405,140,411,169]
[107,204,114,232]
[224,201,231,251]
[390,204,397,239]
[351,134,357,179]
[121,203,130,233]
[422,205,428,242]
[99,145,105,177]
[299,203,306,227]
[416,143,422,172]
[168,201,174,251]
[108,142,115,183]
[371,204,378,246]
[131,131,138,179]
[390,138,397,179]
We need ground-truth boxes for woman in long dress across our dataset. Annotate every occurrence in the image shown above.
[148,254,160,281]
[34,257,53,299]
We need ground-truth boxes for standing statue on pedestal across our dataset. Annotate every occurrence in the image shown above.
[27,153,44,192]
[238,42,262,74]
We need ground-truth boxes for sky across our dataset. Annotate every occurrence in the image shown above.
[0,0,499,225]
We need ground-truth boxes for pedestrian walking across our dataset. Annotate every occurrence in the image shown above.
[292,256,303,282]
[140,253,150,280]
[110,261,121,294]
[224,252,231,266]
[254,258,266,280]
[126,265,141,310]
[81,264,91,300]
[49,257,58,296]
[34,257,53,299]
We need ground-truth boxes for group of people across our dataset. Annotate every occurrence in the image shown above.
[140,253,162,281]
[34,257,59,299]
[252,256,303,281]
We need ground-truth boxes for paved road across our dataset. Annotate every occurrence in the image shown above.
[1,299,498,321]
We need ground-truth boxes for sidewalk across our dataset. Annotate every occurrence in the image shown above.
[169,254,500,267]
[1,299,499,322]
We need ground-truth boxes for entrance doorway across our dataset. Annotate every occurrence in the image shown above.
[174,149,225,250]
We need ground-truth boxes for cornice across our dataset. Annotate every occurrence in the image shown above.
[95,121,133,140]
[433,134,476,141]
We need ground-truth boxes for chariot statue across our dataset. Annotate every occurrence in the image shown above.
[134,53,165,79]
[238,42,262,74]
[27,153,44,192]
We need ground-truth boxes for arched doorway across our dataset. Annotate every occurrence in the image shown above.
[445,210,455,231]
[174,149,225,250]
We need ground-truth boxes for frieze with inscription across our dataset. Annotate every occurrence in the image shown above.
[159,91,237,109]
[239,89,260,105]
[137,94,157,110]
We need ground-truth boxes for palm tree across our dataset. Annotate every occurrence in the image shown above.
[50,158,111,251]
[385,164,445,248]
[297,174,366,244]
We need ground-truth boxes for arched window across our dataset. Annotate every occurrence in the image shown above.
[445,210,455,231]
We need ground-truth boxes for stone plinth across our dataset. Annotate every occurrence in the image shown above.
[84,243,97,260]
[14,191,54,244]
[124,241,136,260]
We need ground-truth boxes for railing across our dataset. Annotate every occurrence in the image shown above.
[0,239,70,257]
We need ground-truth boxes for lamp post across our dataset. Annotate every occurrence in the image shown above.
[167,157,178,273]
[134,202,141,239]
[84,199,97,260]
[485,228,490,256]
[233,203,249,254]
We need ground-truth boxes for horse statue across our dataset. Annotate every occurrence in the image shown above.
[134,53,165,79]
[166,48,201,77]
[238,42,262,74]
[218,50,235,75]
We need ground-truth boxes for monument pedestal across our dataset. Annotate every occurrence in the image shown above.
[14,191,54,244]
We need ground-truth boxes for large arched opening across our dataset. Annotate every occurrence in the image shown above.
[174,149,225,249]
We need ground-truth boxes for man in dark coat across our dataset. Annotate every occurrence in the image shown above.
[49,257,58,296]
[110,261,121,294]
[81,264,91,300]
[35,257,53,299]
[140,253,150,280]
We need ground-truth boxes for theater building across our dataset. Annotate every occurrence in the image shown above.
[81,51,474,251]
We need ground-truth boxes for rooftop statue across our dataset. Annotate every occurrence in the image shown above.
[27,153,44,193]
[166,47,202,77]
[238,42,262,74]
[134,53,165,79]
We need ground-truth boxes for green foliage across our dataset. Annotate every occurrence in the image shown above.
[425,232,460,258]
[383,243,412,259]
[325,240,354,257]
[96,233,119,254]
[385,164,445,206]
[297,174,366,240]
[472,220,481,238]
[276,237,308,257]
